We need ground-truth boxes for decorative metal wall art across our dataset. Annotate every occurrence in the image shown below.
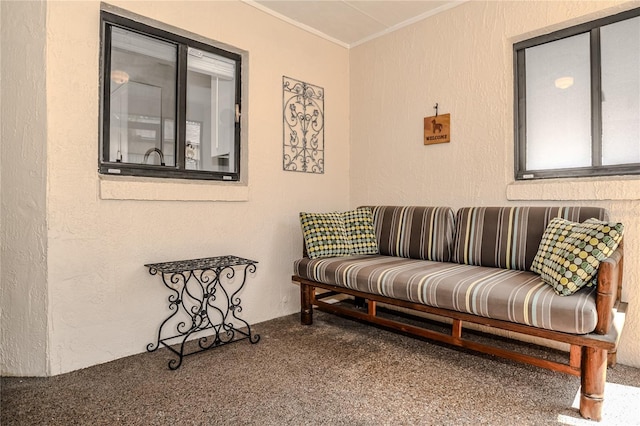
[283,76,324,174]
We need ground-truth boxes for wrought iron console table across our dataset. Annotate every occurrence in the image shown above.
[145,255,259,369]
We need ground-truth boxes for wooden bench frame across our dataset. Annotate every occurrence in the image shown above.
[292,244,626,421]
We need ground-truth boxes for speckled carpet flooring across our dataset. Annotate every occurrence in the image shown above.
[2,311,640,425]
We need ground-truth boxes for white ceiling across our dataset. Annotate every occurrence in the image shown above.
[244,0,465,48]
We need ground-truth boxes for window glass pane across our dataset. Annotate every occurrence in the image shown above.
[109,27,177,166]
[525,33,591,170]
[601,16,640,166]
[186,48,237,173]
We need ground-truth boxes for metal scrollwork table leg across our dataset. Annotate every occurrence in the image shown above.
[145,256,259,369]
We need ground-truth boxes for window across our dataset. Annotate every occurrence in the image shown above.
[514,8,640,180]
[100,11,241,181]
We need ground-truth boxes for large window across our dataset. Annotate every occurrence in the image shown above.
[100,11,241,181]
[514,8,640,180]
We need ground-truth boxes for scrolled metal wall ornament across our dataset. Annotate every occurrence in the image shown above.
[283,76,324,174]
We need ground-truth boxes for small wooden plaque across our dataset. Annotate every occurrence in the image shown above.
[424,113,451,145]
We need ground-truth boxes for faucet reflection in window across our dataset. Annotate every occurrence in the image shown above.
[143,147,165,166]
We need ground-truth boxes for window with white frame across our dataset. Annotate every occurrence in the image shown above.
[100,11,241,181]
[514,8,640,180]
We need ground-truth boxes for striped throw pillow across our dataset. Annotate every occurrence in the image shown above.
[452,206,608,271]
[369,206,455,261]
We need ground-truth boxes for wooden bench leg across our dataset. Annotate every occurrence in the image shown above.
[301,283,314,325]
[580,347,607,421]
[607,349,617,368]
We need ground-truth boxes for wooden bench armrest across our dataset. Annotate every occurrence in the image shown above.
[594,240,624,335]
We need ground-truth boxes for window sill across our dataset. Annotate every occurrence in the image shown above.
[506,176,640,201]
[99,175,249,201]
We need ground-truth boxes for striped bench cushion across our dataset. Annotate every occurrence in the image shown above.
[294,255,598,334]
[368,206,455,262]
[452,207,608,271]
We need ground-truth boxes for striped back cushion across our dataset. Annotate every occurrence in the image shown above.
[452,206,608,270]
[368,206,455,261]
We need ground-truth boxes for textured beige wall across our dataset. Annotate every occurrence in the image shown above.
[6,0,639,376]
[350,1,640,367]
[0,0,49,376]
[43,0,349,374]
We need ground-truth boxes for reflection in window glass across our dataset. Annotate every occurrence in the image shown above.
[601,16,640,166]
[186,48,237,173]
[515,8,640,180]
[525,33,591,171]
[109,27,177,166]
[100,11,243,181]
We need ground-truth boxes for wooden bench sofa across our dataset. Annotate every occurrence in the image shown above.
[292,206,627,421]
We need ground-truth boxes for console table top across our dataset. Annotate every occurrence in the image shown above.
[145,255,258,274]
